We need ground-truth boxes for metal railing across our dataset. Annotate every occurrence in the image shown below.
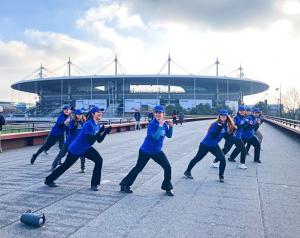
[1,118,136,134]
[2,115,215,134]
[265,116,300,131]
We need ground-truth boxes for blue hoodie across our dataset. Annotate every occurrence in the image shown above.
[65,119,84,145]
[243,115,259,139]
[233,114,247,139]
[69,119,101,156]
[140,119,173,154]
[201,121,227,147]
[50,113,69,137]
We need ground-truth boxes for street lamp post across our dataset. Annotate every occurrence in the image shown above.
[276,86,282,117]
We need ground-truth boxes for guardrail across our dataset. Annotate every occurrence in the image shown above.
[0,116,216,151]
[264,116,300,137]
[1,118,137,134]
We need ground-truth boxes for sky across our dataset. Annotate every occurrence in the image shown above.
[0,0,299,105]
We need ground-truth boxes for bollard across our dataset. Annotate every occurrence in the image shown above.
[20,210,46,227]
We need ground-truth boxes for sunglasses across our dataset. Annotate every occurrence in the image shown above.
[154,111,163,114]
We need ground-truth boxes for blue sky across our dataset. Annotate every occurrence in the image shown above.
[0,0,98,40]
[0,0,299,104]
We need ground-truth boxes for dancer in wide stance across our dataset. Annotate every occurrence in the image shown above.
[31,105,71,164]
[119,105,174,196]
[184,109,235,183]
[44,107,111,191]
[226,106,249,169]
[243,108,262,163]
[51,109,86,172]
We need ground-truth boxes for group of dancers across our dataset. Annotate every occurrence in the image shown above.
[30,104,263,196]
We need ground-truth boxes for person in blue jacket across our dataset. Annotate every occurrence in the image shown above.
[227,105,249,169]
[245,108,263,153]
[31,105,71,164]
[44,107,111,191]
[119,105,174,196]
[211,115,236,168]
[51,109,86,172]
[242,108,261,163]
[211,106,251,168]
[184,109,234,183]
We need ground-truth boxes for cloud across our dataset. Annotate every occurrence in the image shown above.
[0,29,113,102]
[123,0,280,30]
[77,2,145,29]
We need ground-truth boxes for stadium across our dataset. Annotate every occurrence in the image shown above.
[11,57,269,117]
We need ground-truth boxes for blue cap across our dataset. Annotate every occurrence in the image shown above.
[154,105,164,112]
[238,105,245,111]
[90,106,101,114]
[218,109,228,116]
[74,109,83,115]
[63,105,70,110]
[252,108,259,113]
[245,106,251,111]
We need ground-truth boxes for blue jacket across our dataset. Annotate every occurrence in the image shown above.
[50,113,69,137]
[243,115,259,139]
[201,121,227,147]
[140,119,173,154]
[65,120,84,145]
[69,119,101,156]
[233,114,247,139]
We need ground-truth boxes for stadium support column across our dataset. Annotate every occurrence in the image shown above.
[68,57,71,77]
[60,79,63,106]
[216,57,220,106]
[168,54,171,104]
[227,79,229,101]
[68,84,71,104]
[115,54,118,76]
[240,90,244,104]
[90,77,93,100]
[122,76,125,118]
[193,78,196,107]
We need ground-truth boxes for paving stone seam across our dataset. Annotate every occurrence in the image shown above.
[256,166,267,238]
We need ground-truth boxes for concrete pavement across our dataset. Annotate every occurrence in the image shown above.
[0,120,299,238]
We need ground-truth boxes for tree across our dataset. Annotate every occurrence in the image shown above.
[254,101,269,114]
[282,88,300,119]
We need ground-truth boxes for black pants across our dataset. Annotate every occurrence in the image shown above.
[120,150,173,190]
[172,118,177,125]
[228,138,247,163]
[34,135,64,157]
[52,143,85,170]
[243,137,261,162]
[186,143,226,177]
[214,136,235,162]
[46,147,103,187]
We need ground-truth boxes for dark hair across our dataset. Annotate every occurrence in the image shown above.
[72,113,86,126]
[208,115,235,134]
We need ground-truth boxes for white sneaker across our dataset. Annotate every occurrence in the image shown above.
[211,162,219,168]
[239,163,247,169]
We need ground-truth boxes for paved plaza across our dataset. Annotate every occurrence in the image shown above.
[0,120,299,238]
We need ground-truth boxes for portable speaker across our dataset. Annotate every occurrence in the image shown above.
[20,210,46,227]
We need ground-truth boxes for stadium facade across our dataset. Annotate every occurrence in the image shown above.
[11,58,269,116]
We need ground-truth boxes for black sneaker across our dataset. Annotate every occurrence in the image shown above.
[254,160,262,163]
[120,185,133,193]
[91,185,99,191]
[184,171,193,179]
[228,158,236,162]
[30,154,37,165]
[219,175,224,183]
[44,180,58,187]
[166,190,174,196]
